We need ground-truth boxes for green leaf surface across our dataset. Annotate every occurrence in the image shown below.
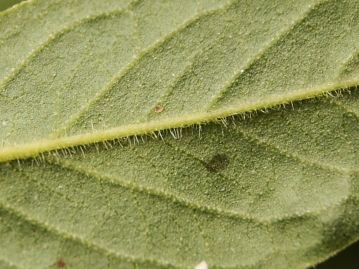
[1,0,359,161]
[0,0,23,12]
[0,92,358,269]
[0,0,358,269]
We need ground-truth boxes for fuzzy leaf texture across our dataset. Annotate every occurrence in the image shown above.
[0,0,358,269]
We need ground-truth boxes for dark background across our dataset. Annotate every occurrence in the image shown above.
[0,0,358,268]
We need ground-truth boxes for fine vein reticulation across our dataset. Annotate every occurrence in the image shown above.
[0,93,358,269]
[1,0,359,162]
[0,1,358,269]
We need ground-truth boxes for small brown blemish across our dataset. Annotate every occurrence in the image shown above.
[56,259,66,268]
[205,154,229,173]
[154,104,164,113]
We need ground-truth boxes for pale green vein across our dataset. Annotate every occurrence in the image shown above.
[236,125,354,174]
[0,203,178,269]
[40,123,352,223]
[46,157,258,222]
[163,130,353,220]
[1,80,359,164]
[143,0,318,118]
[0,0,139,84]
[53,0,236,136]
[0,7,135,91]
[0,163,280,269]
[1,185,324,269]
[0,1,358,268]
[331,96,359,118]
[2,0,359,162]
[0,0,31,16]
[143,51,204,118]
[206,0,328,109]
[58,0,321,129]
[0,177,353,269]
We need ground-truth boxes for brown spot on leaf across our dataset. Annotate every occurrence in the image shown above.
[154,104,164,113]
[205,154,229,173]
[56,259,66,268]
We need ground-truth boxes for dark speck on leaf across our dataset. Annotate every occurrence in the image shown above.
[56,259,66,268]
[205,154,229,173]
[154,104,164,113]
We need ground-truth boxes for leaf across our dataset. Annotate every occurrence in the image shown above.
[1,0,359,161]
[0,1,358,269]
[0,0,23,12]
[0,93,358,269]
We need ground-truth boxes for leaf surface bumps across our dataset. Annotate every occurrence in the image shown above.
[1,0,359,161]
[0,1,358,269]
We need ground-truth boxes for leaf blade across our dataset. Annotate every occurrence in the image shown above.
[0,93,358,269]
[1,0,359,161]
[0,1,358,268]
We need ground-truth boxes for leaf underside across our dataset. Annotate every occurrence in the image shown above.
[0,0,358,269]
[1,0,359,161]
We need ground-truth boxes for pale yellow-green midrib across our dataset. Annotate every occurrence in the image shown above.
[0,80,358,163]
